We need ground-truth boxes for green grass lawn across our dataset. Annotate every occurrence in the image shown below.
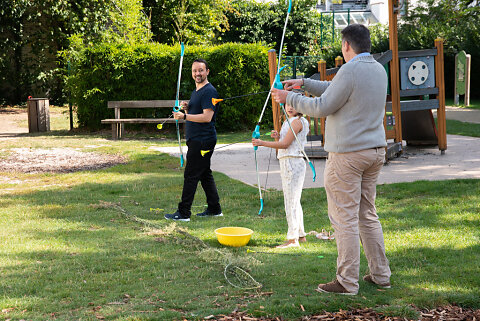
[1,107,479,320]
[446,98,480,110]
[445,119,480,137]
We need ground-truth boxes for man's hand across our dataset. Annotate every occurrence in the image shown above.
[282,78,303,91]
[173,111,184,120]
[272,88,288,105]
[180,101,188,112]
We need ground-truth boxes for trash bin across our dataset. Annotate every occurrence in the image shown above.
[27,98,50,132]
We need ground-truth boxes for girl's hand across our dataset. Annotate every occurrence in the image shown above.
[252,138,263,147]
[270,130,279,139]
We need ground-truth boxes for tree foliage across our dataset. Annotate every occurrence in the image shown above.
[143,0,230,44]
[0,0,153,105]
[63,42,271,130]
[0,0,114,104]
[2,0,478,106]
[398,0,480,97]
[220,0,320,56]
[107,0,152,44]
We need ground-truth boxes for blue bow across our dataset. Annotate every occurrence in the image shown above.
[252,0,292,216]
[252,0,316,216]
[174,43,185,167]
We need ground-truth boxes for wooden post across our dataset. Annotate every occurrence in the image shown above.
[114,107,121,139]
[335,56,343,67]
[319,59,327,80]
[27,98,50,133]
[388,0,402,145]
[268,49,282,138]
[318,60,327,146]
[27,99,39,133]
[435,38,447,153]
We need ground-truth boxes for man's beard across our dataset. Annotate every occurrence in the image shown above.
[195,75,206,83]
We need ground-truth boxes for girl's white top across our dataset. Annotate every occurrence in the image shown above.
[277,116,309,159]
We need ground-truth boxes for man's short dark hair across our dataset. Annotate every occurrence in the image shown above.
[193,58,209,70]
[341,24,371,54]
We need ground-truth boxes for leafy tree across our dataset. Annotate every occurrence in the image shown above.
[0,0,155,105]
[398,0,480,97]
[143,0,230,44]
[220,0,320,56]
[107,0,152,44]
[0,0,112,104]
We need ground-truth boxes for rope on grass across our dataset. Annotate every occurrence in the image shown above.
[224,264,262,290]
[97,201,262,290]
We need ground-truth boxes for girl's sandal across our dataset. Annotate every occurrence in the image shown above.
[316,229,335,240]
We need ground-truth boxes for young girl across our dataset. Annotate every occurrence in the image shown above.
[252,104,309,248]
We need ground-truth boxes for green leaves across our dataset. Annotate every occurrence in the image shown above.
[398,0,480,96]
[220,0,320,56]
[144,0,231,44]
[64,42,271,131]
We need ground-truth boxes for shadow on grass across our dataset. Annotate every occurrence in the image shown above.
[1,157,479,319]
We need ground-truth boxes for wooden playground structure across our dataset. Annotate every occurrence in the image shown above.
[267,0,447,159]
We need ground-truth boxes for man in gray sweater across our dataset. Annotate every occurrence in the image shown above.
[272,24,391,295]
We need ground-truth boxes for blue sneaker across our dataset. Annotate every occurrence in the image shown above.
[196,209,223,217]
[164,211,190,222]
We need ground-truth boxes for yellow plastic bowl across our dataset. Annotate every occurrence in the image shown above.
[215,227,253,247]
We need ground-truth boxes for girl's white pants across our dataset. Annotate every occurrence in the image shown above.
[279,157,306,240]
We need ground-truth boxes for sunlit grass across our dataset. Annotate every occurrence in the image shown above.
[0,106,479,320]
[446,98,480,110]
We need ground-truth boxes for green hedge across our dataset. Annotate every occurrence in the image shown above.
[65,42,272,131]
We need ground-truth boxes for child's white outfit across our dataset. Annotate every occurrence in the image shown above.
[277,116,309,240]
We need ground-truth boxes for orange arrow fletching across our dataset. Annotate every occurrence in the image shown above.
[212,98,224,105]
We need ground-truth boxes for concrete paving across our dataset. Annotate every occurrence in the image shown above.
[152,106,480,189]
[151,133,480,190]
[433,106,480,124]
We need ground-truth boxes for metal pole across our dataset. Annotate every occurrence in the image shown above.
[332,10,335,43]
[347,8,350,25]
[320,12,323,48]
[293,55,297,79]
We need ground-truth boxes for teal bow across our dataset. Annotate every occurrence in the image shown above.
[273,68,317,183]
[252,0,293,216]
[174,43,185,167]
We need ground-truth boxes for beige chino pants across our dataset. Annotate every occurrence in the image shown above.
[324,147,391,294]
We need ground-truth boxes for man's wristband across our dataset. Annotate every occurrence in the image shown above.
[183,113,187,120]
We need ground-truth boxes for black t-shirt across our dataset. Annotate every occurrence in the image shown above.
[186,82,219,141]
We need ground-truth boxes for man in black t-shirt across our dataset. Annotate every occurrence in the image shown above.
[165,59,223,222]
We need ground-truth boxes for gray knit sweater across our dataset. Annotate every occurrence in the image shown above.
[286,55,387,153]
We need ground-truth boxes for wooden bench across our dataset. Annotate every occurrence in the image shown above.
[101,100,188,139]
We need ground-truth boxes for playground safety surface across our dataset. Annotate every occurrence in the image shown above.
[154,106,480,189]
[153,132,480,190]
[1,106,479,185]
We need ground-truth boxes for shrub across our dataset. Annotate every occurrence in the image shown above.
[63,42,272,131]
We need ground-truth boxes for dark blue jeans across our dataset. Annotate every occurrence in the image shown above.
[178,139,221,217]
